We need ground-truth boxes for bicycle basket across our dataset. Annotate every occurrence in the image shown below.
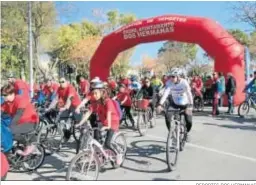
[136,99,150,110]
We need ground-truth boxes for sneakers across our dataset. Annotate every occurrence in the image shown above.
[16,145,36,156]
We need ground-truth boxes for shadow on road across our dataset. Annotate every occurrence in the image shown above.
[121,140,170,174]
[203,122,256,131]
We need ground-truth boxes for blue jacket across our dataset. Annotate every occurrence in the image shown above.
[244,78,256,92]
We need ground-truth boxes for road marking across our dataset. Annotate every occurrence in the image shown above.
[146,134,256,163]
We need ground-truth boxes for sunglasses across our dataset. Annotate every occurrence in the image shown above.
[170,76,176,78]
[2,94,8,97]
[145,81,150,83]
[59,81,65,84]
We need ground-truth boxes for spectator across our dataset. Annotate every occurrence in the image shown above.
[204,75,213,103]
[225,72,236,114]
[212,72,221,116]
[218,72,226,107]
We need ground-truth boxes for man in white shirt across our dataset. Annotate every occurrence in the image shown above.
[157,68,193,133]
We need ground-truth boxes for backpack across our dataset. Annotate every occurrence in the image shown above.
[112,100,123,120]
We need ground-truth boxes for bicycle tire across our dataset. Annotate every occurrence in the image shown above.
[166,122,179,172]
[22,143,45,171]
[110,132,127,168]
[66,150,100,181]
[137,111,148,136]
[238,101,250,118]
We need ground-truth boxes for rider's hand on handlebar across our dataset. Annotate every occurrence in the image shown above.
[59,107,66,112]
[75,107,81,114]
[101,126,110,132]
[156,105,163,113]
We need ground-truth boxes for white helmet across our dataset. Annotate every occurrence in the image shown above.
[90,77,101,83]
[169,68,183,77]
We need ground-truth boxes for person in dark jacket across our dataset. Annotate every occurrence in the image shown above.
[225,72,236,114]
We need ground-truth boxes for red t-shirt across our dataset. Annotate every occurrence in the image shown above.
[89,98,119,131]
[108,81,117,90]
[120,79,131,87]
[117,92,132,107]
[14,79,30,99]
[57,84,81,108]
[79,80,90,95]
[1,95,38,124]
[43,83,59,97]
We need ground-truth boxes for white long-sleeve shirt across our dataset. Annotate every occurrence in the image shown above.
[160,79,193,106]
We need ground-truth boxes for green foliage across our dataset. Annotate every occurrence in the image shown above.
[228,29,250,45]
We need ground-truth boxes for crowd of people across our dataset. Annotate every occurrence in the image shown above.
[1,69,256,180]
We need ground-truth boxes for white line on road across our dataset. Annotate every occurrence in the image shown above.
[146,134,256,163]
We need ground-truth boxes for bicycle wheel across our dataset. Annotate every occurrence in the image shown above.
[66,150,100,181]
[111,132,127,168]
[137,111,148,136]
[22,143,45,171]
[238,101,250,117]
[179,115,187,152]
[39,124,63,153]
[166,121,179,172]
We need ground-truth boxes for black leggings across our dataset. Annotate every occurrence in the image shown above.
[164,103,193,133]
[121,106,134,123]
[104,129,115,151]
[89,114,115,152]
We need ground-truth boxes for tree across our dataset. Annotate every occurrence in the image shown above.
[1,2,57,80]
[228,29,250,45]
[157,41,198,73]
[229,2,256,29]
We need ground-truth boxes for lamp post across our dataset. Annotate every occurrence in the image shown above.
[28,1,33,97]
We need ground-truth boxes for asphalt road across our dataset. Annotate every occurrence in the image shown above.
[6,107,256,180]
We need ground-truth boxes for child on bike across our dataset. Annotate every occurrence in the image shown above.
[76,82,122,165]
[1,84,39,156]
[113,84,135,128]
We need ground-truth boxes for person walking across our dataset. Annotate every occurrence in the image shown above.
[212,72,221,116]
[218,72,226,107]
[225,72,236,114]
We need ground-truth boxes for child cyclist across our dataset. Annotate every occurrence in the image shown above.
[76,81,122,165]
[113,84,135,128]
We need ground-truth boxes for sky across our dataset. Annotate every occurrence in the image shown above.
[55,1,251,66]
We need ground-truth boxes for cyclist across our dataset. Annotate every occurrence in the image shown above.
[151,75,164,92]
[46,77,82,141]
[244,71,256,93]
[1,84,39,156]
[119,75,131,88]
[113,84,135,128]
[43,77,59,105]
[107,77,118,97]
[137,78,156,117]
[129,76,141,98]
[156,68,193,134]
[78,75,90,98]
[76,82,122,165]
[7,73,30,100]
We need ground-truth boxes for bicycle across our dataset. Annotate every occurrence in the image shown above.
[165,106,187,172]
[238,92,256,117]
[3,129,45,172]
[192,89,204,112]
[134,99,156,136]
[66,124,127,180]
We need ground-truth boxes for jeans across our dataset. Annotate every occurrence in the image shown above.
[227,93,234,113]
[218,92,224,107]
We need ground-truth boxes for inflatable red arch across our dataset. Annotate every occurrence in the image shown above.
[90,14,245,104]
